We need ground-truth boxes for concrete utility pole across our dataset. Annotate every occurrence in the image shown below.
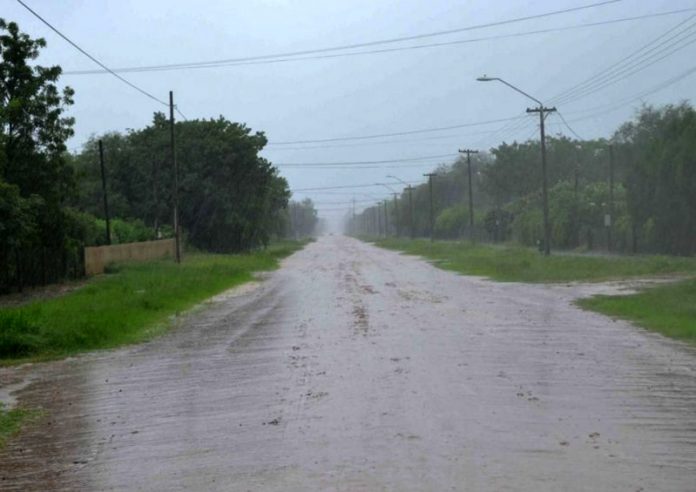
[383,200,389,237]
[607,144,615,252]
[98,139,111,245]
[169,91,181,264]
[458,148,479,233]
[477,75,555,255]
[424,173,437,242]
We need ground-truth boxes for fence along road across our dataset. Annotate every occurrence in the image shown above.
[1,235,695,490]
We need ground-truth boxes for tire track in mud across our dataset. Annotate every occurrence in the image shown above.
[2,235,696,491]
[336,256,372,336]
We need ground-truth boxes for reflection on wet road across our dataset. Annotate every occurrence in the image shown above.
[1,235,695,491]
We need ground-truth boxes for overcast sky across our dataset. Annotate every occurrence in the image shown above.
[5,0,696,227]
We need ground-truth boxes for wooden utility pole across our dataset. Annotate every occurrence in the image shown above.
[98,139,111,245]
[423,173,437,241]
[458,148,479,234]
[352,197,356,234]
[383,200,389,237]
[169,91,181,263]
[391,193,399,237]
[526,106,556,255]
[608,144,615,252]
[406,186,414,239]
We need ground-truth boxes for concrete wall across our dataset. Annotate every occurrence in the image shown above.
[84,239,176,276]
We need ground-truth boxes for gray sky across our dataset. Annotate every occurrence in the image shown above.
[5,0,696,227]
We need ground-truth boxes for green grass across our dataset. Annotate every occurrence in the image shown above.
[0,240,308,363]
[372,238,696,283]
[371,237,695,342]
[0,403,41,448]
[578,279,696,342]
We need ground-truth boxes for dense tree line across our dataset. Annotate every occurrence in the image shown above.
[0,20,310,293]
[283,198,318,239]
[73,115,292,252]
[350,103,696,256]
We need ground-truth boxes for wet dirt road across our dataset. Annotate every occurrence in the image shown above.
[1,235,696,491]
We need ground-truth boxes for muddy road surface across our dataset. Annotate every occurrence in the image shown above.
[1,235,696,491]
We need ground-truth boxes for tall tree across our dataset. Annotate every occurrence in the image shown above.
[0,19,76,291]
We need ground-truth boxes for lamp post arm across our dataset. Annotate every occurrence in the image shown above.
[386,175,408,186]
[491,77,543,107]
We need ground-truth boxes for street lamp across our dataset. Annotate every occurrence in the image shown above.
[379,183,400,237]
[477,75,556,255]
[386,175,408,186]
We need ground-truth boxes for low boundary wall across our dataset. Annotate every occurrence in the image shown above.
[84,239,176,276]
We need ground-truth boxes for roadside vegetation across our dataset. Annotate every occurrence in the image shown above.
[372,238,696,342]
[578,279,696,342]
[373,238,696,283]
[0,403,41,449]
[0,19,318,294]
[349,104,696,258]
[0,240,308,363]
[372,238,695,342]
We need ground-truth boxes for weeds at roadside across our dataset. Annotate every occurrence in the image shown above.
[372,238,696,283]
[578,278,696,342]
[0,240,309,363]
[0,403,42,449]
[369,237,696,342]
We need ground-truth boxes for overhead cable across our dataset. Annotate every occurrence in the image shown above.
[15,0,169,107]
[63,0,622,75]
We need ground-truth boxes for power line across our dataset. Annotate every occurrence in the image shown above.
[550,14,696,105]
[61,10,692,75]
[61,9,693,75]
[555,24,696,106]
[62,0,622,75]
[15,0,169,108]
[268,116,519,146]
[554,111,584,140]
[280,162,449,170]
[568,62,696,121]
[477,15,696,148]
[472,113,531,148]
[311,198,383,205]
[477,59,696,146]
[174,107,188,121]
[275,153,457,166]
[262,128,499,151]
[294,191,382,197]
[292,181,421,192]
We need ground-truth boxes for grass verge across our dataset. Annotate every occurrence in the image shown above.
[371,238,696,283]
[577,279,696,342]
[0,240,308,363]
[370,237,695,342]
[0,403,41,448]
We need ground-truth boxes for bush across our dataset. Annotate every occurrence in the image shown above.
[110,218,157,244]
[434,204,469,239]
[0,311,43,357]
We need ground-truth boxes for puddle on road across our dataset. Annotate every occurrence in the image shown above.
[1,236,696,491]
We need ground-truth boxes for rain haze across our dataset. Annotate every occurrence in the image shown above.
[4,0,696,228]
[2,1,696,490]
